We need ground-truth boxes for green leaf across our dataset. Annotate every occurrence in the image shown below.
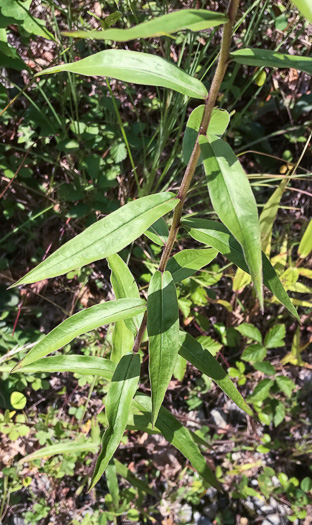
[9,355,116,379]
[13,192,178,286]
[272,400,285,427]
[291,1,312,23]
[0,0,53,39]
[10,392,26,410]
[275,376,295,398]
[114,459,155,496]
[133,392,220,488]
[147,271,179,426]
[179,331,253,416]
[106,461,120,507]
[13,298,146,370]
[253,362,276,375]
[264,324,286,348]
[144,217,169,246]
[235,322,262,344]
[166,248,218,282]
[111,321,134,364]
[248,379,274,403]
[230,48,312,76]
[182,217,299,321]
[182,105,230,165]
[35,50,208,100]
[200,135,263,307]
[107,253,143,334]
[173,353,187,381]
[19,440,100,464]
[298,219,312,259]
[242,344,267,363]
[62,9,228,41]
[260,180,288,255]
[89,353,140,490]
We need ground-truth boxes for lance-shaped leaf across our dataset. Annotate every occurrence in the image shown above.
[13,192,178,287]
[147,271,179,426]
[63,10,228,41]
[166,248,218,282]
[111,321,134,364]
[298,219,312,259]
[133,393,220,489]
[291,0,312,22]
[199,135,263,307]
[260,180,288,255]
[13,298,146,370]
[19,440,100,464]
[9,355,115,379]
[179,331,253,416]
[144,217,169,246]
[108,254,143,335]
[35,50,208,100]
[230,48,312,76]
[89,353,140,490]
[182,217,299,321]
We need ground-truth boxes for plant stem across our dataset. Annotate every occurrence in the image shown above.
[133,0,240,351]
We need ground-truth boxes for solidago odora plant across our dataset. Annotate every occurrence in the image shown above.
[12,0,309,490]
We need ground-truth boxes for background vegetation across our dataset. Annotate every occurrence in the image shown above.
[0,0,311,523]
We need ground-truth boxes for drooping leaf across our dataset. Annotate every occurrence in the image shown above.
[235,323,262,344]
[166,248,218,282]
[107,253,143,334]
[133,392,220,488]
[264,324,286,348]
[260,180,288,255]
[144,217,169,246]
[182,217,299,321]
[230,48,312,76]
[200,135,263,307]
[111,321,134,364]
[298,219,312,259]
[18,440,100,464]
[182,105,230,165]
[62,9,228,40]
[35,50,208,100]
[179,331,253,416]
[13,193,178,286]
[290,0,312,23]
[9,355,116,379]
[147,271,179,426]
[13,299,146,370]
[89,353,140,490]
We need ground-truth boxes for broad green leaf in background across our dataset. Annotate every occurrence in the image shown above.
[89,353,140,490]
[0,0,53,39]
[35,50,208,100]
[111,321,134,364]
[13,298,146,370]
[144,217,169,246]
[235,323,262,344]
[298,219,312,259]
[9,355,116,379]
[147,271,179,426]
[62,9,228,40]
[253,362,276,375]
[199,135,263,307]
[107,253,143,334]
[13,192,178,286]
[182,217,299,321]
[182,105,230,165]
[230,48,312,76]
[290,0,312,23]
[264,324,286,348]
[260,180,288,255]
[133,393,220,488]
[166,248,218,282]
[179,331,253,416]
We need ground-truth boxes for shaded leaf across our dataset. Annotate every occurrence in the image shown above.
[260,180,287,255]
[13,193,178,286]
[13,299,146,370]
[114,459,155,496]
[111,321,134,364]
[147,271,179,425]
[275,376,295,398]
[145,217,169,246]
[166,248,218,282]
[200,135,263,307]
[36,50,208,100]
[90,353,140,490]
[231,48,312,76]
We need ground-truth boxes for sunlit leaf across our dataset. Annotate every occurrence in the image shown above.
[166,248,218,282]
[290,0,312,23]
[298,219,312,259]
[231,48,312,76]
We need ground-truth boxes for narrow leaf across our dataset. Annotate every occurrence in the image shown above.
[111,321,134,364]
[231,48,312,76]
[182,217,299,321]
[291,0,312,23]
[179,331,253,416]
[166,248,218,282]
[13,193,178,287]
[144,217,169,246]
[36,50,208,100]
[108,253,143,334]
[200,135,263,307]
[133,393,220,489]
[147,271,179,425]
[13,298,146,370]
[298,219,312,259]
[260,180,288,255]
[89,353,140,490]
[19,440,100,464]
[62,9,228,40]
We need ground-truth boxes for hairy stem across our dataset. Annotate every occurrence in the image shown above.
[133,0,240,350]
